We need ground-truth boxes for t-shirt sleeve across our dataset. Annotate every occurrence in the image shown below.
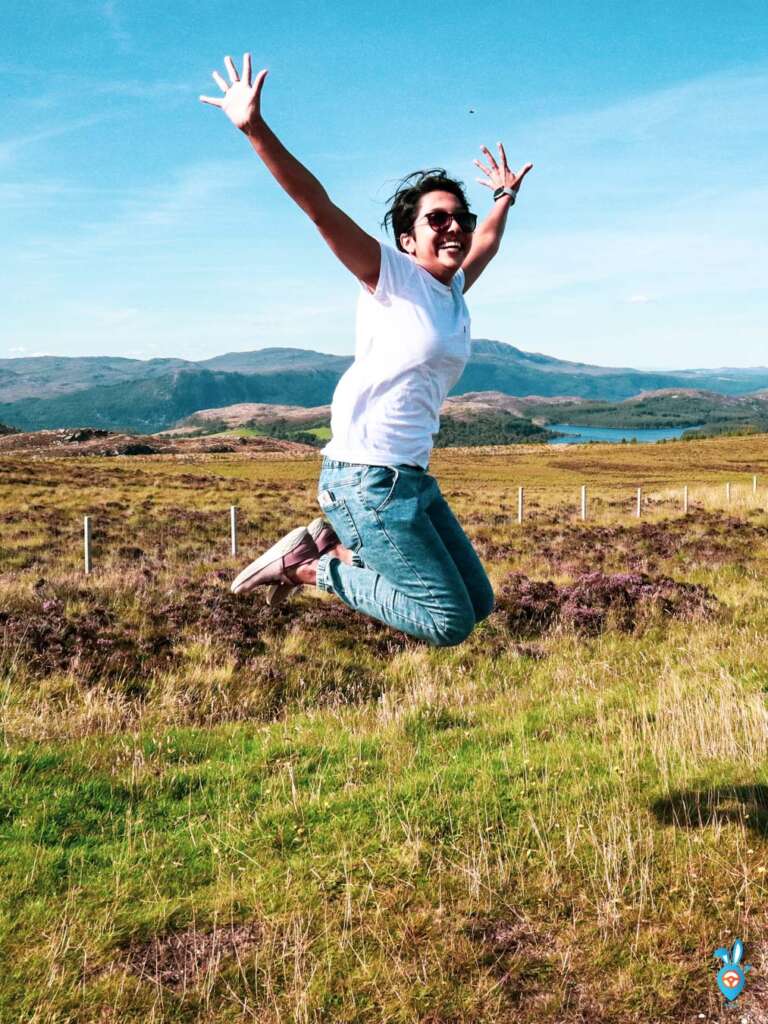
[365,242,418,304]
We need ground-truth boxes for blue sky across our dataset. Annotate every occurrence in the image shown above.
[2,0,766,369]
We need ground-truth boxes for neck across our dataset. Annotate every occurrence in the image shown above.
[412,257,455,286]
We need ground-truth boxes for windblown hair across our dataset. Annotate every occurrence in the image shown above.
[382,169,471,252]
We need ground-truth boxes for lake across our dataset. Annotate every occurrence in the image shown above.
[547,423,699,445]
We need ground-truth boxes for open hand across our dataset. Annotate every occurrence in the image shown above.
[199,53,268,135]
[474,143,532,194]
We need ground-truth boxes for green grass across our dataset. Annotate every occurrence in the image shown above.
[1,434,768,1021]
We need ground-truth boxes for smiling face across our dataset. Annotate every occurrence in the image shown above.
[399,190,473,285]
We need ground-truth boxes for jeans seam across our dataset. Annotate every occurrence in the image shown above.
[316,553,334,593]
[370,511,447,634]
[318,555,445,636]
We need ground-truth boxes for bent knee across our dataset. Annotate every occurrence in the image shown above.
[430,609,476,647]
[473,583,496,624]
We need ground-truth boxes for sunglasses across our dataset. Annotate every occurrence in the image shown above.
[413,209,478,233]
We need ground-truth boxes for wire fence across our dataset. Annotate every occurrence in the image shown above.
[72,478,766,575]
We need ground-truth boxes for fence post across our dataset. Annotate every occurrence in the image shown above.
[230,506,238,557]
[753,475,758,495]
[726,482,731,504]
[636,487,642,518]
[683,485,689,514]
[517,486,524,525]
[84,516,92,575]
[580,485,588,521]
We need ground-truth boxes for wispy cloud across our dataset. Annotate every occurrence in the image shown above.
[101,0,132,52]
[529,65,768,148]
[3,158,261,263]
[0,117,106,166]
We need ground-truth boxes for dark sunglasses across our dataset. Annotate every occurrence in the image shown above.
[413,209,477,233]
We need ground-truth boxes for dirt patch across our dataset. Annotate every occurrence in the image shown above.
[495,571,719,637]
[465,914,543,956]
[464,912,564,1014]
[119,920,262,991]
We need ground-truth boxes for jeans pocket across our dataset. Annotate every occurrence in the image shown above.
[359,465,399,514]
[317,492,363,552]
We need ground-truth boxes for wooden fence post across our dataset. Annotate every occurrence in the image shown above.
[580,485,588,521]
[726,482,731,504]
[230,506,238,557]
[753,475,758,495]
[636,487,642,518]
[683,486,689,514]
[517,486,524,525]
[84,516,92,575]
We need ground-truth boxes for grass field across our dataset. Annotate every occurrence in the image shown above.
[2,434,768,1022]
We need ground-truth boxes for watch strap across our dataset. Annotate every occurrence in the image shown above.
[493,186,517,203]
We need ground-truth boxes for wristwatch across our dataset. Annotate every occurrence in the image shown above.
[493,186,517,203]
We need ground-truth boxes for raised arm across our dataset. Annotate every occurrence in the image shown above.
[461,143,533,293]
[200,54,380,290]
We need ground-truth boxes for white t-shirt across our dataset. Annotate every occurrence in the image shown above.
[321,242,471,469]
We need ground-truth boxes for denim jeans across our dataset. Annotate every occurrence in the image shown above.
[315,457,495,646]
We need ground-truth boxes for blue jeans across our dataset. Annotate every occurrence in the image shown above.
[315,458,495,647]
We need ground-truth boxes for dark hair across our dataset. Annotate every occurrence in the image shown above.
[382,168,471,252]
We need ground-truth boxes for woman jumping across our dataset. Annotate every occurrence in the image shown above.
[201,54,532,647]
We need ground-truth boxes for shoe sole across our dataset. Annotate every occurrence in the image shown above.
[266,582,299,606]
[230,526,308,595]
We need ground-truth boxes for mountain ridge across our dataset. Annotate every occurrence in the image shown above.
[2,341,768,433]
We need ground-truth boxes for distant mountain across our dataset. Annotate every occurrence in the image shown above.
[1,341,767,433]
[523,389,768,433]
[0,366,348,434]
[197,347,345,374]
[0,355,192,402]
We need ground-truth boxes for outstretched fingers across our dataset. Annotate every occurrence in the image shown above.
[250,67,268,101]
[224,55,240,84]
[515,162,534,186]
[199,55,269,123]
[480,144,499,170]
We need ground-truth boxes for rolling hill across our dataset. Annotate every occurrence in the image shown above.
[1,342,767,433]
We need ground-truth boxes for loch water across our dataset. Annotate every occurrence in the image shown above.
[547,424,699,445]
